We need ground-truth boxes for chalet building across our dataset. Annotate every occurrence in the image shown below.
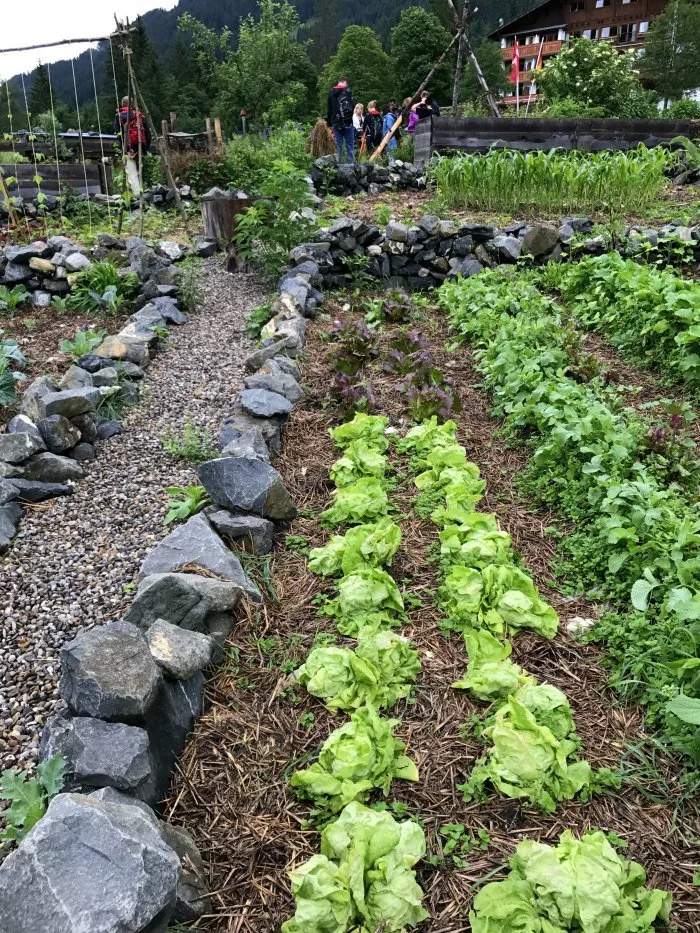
[488,0,668,104]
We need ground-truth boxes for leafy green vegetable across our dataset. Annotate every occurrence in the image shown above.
[470,829,672,933]
[321,478,390,527]
[329,440,388,488]
[330,413,390,452]
[308,518,402,577]
[290,705,418,812]
[0,754,66,845]
[397,416,458,457]
[297,633,419,712]
[283,801,427,933]
[460,685,594,813]
[439,512,513,568]
[440,564,559,639]
[452,630,536,701]
[324,568,404,636]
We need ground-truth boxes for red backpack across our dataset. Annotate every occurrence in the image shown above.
[120,107,147,150]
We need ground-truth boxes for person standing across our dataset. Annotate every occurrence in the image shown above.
[114,96,151,196]
[326,76,355,165]
[382,100,400,152]
[352,103,365,145]
[364,101,383,155]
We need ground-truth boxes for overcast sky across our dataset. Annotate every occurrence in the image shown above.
[0,0,179,80]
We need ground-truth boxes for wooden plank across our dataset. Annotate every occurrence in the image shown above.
[0,162,104,198]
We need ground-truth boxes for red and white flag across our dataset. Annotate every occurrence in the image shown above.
[511,38,520,84]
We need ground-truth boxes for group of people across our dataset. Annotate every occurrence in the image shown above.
[326,77,440,165]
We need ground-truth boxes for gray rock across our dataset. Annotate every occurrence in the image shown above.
[146,619,213,680]
[417,215,440,235]
[273,355,301,380]
[23,452,84,483]
[439,219,459,237]
[94,333,151,367]
[2,261,33,283]
[75,353,115,373]
[145,674,204,797]
[58,365,94,390]
[447,258,484,279]
[0,480,18,507]
[194,236,219,258]
[137,513,262,602]
[37,415,81,454]
[60,619,161,721]
[157,240,184,261]
[521,224,560,257]
[0,502,23,552]
[97,233,126,249]
[119,320,160,348]
[0,793,179,933]
[130,305,168,333]
[92,366,119,387]
[493,235,522,262]
[117,360,146,380]
[238,387,293,419]
[124,572,243,636]
[5,241,50,263]
[65,252,92,272]
[558,223,575,242]
[199,456,295,521]
[386,221,408,242]
[220,410,282,454]
[0,430,44,464]
[69,442,97,462]
[244,365,303,403]
[151,296,187,325]
[7,414,43,444]
[160,822,210,923]
[6,478,73,502]
[39,715,157,801]
[70,412,100,443]
[95,419,123,440]
[245,337,298,373]
[39,387,101,420]
[32,290,52,307]
[222,427,270,462]
[208,511,274,554]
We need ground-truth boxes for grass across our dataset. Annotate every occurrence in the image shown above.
[430,145,673,217]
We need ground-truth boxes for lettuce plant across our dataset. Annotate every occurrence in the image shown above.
[324,568,404,635]
[471,830,671,933]
[282,801,427,933]
[439,512,513,568]
[452,630,535,701]
[309,518,402,577]
[290,704,418,812]
[330,413,389,452]
[329,440,388,488]
[321,478,389,527]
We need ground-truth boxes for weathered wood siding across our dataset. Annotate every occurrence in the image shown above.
[414,116,697,163]
[0,163,108,199]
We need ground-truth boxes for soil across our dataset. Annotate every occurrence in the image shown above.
[167,297,700,932]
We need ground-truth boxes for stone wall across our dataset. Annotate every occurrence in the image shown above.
[309,157,427,197]
[291,215,700,290]
[0,244,318,932]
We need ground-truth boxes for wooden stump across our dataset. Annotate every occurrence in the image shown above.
[200,188,259,273]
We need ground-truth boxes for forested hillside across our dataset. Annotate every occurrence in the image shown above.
[5,0,531,115]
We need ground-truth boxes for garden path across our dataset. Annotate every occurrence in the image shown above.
[0,260,265,772]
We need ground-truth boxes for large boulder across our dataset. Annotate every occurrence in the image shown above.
[7,414,43,444]
[59,620,162,722]
[145,619,213,680]
[521,224,560,257]
[0,430,45,464]
[221,427,270,462]
[208,510,274,555]
[199,457,295,521]
[0,502,23,553]
[23,452,84,483]
[238,388,293,419]
[137,514,262,602]
[492,235,522,262]
[37,415,81,454]
[0,793,180,932]
[6,478,73,503]
[94,334,151,367]
[24,387,100,422]
[39,715,157,802]
[244,337,298,373]
[150,296,187,326]
[124,572,243,638]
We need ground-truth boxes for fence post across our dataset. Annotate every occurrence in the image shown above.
[205,118,214,154]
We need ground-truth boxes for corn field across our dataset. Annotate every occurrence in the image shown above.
[430,145,672,215]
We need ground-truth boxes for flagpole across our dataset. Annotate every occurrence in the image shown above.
[513,36,520,115]
[525,38,545,116]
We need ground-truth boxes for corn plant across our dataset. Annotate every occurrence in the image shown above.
[430,145,671,216]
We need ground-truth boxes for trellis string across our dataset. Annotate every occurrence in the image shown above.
[45,62,64,230]
[69,49,93,236]
[19,70,48,236]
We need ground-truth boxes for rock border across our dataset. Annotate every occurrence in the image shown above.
[0,249,316,931]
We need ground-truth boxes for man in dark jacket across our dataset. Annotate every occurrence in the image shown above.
[326,77,355,164]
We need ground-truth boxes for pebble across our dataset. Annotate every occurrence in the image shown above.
[0,260,263,772]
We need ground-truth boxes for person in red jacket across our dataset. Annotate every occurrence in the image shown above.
[114,96,152,196]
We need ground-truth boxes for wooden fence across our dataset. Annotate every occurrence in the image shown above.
[414,116,698,163]
[0,163,111,199]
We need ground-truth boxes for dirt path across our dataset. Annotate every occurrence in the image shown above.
[0,260,265,772]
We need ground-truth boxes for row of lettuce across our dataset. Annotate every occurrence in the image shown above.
[438,260,700,768]
[281,410,671,932]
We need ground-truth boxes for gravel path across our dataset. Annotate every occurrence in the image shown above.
[0,259,265,772]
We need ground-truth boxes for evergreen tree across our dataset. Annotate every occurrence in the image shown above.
[319,26,393,111]
[310,0,341,67]
[28,64,52,119]
[640,0,700,103]
[169,38,211,131]
[391,7,453,102]
[461,39,510,107]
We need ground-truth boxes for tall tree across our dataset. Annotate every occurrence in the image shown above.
[640,0,700,104]
[28,64,52,119]
[310,0,341,67]
[391,7,453,102]
[319,26,393,110]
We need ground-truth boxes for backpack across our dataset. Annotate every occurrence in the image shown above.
[366,113,382,146]
[121,107,147,150]
[336,88,354,129]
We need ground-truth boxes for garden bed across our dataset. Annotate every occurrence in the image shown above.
[167,296,700,931]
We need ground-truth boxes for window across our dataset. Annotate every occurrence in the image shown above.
[622,0,638,4]
[619,22,638,42]
[583,28,592,37]
[595,0,610,8]
[570,2,584,10]
[639,20,649,32]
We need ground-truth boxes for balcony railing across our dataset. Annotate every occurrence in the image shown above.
[500,40,563,60]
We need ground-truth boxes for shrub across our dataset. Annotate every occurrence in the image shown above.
[68,261,140,315]
[177,257,204,312]
[223,126,311,193]
[0,285,30,318]
[0,152,29,164]
[542,97,606,118]
[665,98,700,119]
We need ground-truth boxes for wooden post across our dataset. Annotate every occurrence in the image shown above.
[200,189,258,272]
[170,111,177,132]
[161,120,170,157]
[240,109,247,135]
[205,118,214,154]
[214,116,223,152]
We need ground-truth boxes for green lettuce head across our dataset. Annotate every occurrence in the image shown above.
[330,413,390,451]
[325,568,405,634]
[321,478,390,526]
[452,630,535,701]
[297,645,380,712]
[329,440,388,488]
[309,518,402,577]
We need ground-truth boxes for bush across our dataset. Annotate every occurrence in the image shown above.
[224,126,311,192]
[0,152,29,164]
[543,97,607,118]
[665,98,700,119]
